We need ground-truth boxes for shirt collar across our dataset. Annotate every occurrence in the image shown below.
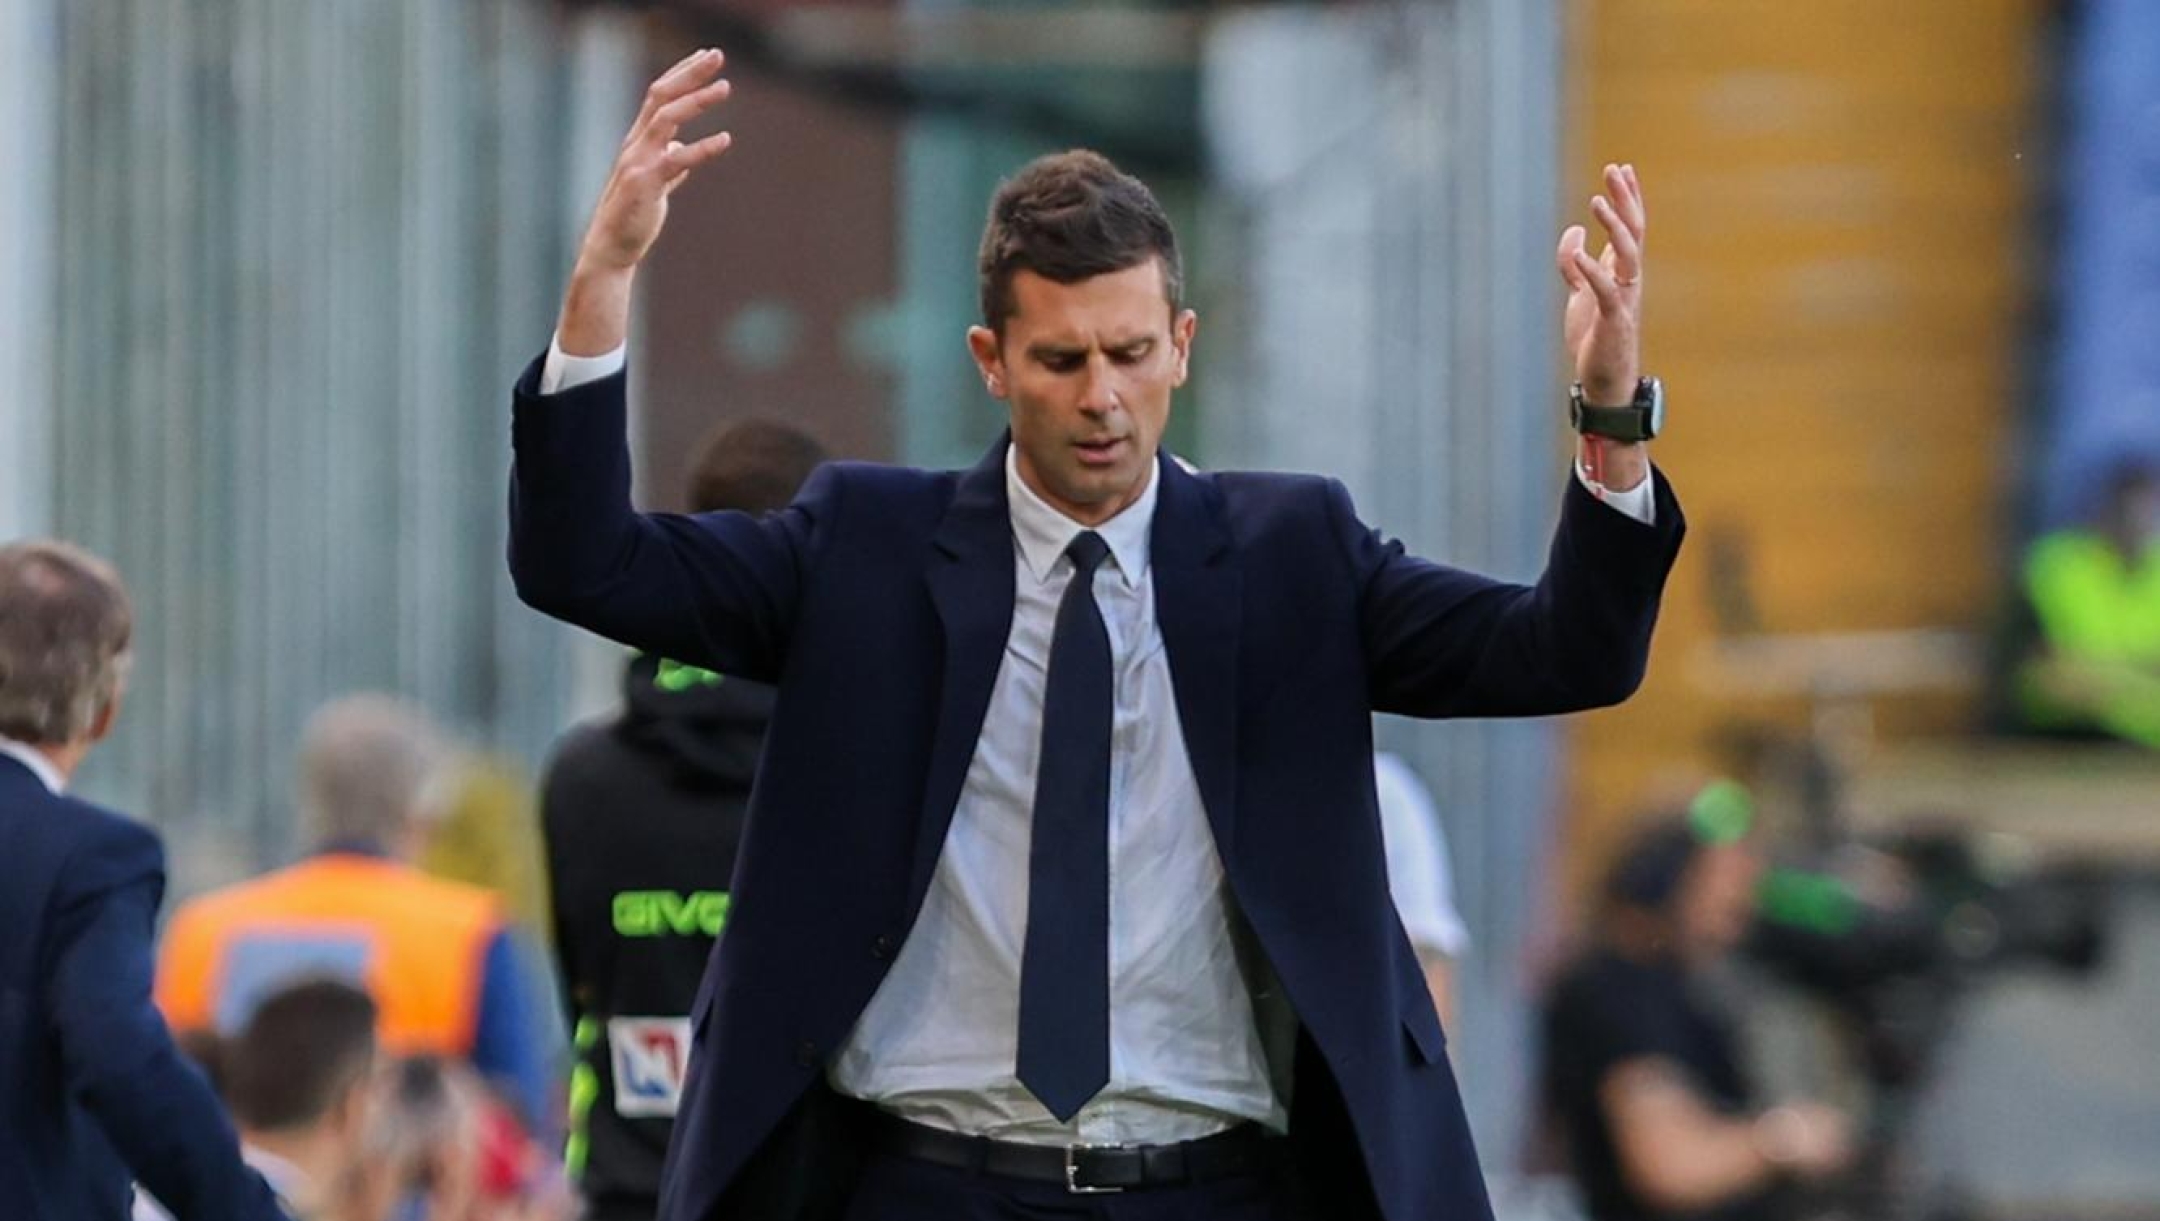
[1004,444,1157,588]
[0,735,65,794]
[242,1144,314,1204]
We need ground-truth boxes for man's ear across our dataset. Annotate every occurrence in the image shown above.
[338,1053,388,1144]
[331,1077,368,1142]
[967,325,1007,398]
[87,690,123,745]
[1171,308,1198,387]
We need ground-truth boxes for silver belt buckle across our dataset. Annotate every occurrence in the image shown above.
[1064,1142,1128,1194]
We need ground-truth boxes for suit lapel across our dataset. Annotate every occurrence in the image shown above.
[911,436,1018,905]
[1151,455,1242,854]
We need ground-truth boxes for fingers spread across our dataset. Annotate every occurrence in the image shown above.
[1571,246,1623,310]
[645,78,732,149]
[631,49,728,143]
[1608,162,1646,240]
[652,48,726,106]
[1556,224,1589,287]
[662,130,733,182]
[1591,195,1641,284]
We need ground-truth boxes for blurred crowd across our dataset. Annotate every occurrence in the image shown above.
[137,691,574,1221]
[113,420,832,1221]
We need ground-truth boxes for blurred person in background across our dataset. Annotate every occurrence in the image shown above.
[511,46,1678,1221]
[2018,459,2160,746]
[155,694,554,1134]
[424,753,552,937]
[138,977,383,1221]
[1375,750,1473,1027]
[361,1057,485,1221]
[0,539,287,1220]
[360,1056,574,1221]
[538,417,827,1221]
[1538,799,1853,1221]
[419,746,572,1149]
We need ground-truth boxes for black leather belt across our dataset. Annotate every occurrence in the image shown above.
[866,1110,1275,1194]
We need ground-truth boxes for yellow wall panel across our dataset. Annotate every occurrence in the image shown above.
[1563,0,2044,900]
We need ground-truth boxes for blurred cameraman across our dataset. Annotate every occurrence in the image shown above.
[1540,798,1853,1221]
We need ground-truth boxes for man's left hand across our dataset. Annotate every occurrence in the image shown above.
[1557,162,1646,406]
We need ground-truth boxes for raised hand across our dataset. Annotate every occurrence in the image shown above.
[1556,163,1646,407]
[582,48,734,272]
[557,49,734,356]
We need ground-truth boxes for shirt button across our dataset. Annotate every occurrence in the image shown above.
[871,934,897,959]
[795,1040,819,1068]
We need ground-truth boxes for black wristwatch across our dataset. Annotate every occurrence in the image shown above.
[1570,376,1665,443]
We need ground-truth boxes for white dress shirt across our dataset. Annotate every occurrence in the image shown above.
[829,448,1283,1144]
[133,1146,309,1221]
[0,735,64,794]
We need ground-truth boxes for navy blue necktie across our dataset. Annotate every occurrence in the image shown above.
[1016,530,1114,1122]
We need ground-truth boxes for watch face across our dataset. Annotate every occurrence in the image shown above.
[1643,379,1665,438]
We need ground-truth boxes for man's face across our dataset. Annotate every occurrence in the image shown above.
[1675,840,1765,960]
[968,260,1196,526]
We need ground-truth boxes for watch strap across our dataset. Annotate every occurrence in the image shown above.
[1572,401,1652,443]
[1570,378,1659,443]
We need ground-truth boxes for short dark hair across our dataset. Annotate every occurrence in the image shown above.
[683,420,829,515]
[977,149,1182,335]
[222,977,379,1133]
[1601,816,1702,916]
[0,540,133,744]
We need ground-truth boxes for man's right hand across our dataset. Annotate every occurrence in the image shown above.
[1753,1101,1855,1180]
[556,48,734,357]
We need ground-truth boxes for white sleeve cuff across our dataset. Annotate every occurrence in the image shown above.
[539,334,628,395]
[1576,462,1656,525]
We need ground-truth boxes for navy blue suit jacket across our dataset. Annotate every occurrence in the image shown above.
[0,753,285,1221]
[509,362,1684,1221]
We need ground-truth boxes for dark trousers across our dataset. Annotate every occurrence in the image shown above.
[838,1148,1310,1221]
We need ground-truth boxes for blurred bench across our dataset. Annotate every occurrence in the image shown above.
[1846,737,2160,864]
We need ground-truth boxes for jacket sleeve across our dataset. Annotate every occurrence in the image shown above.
[507,356,830,683]
[45,820,287,1221]
[1345,470,1685,718]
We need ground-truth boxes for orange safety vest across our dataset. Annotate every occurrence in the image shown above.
[156,853,502,1057]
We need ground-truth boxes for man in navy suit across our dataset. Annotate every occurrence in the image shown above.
[0,540,288,1221]
[511,48,1679,1221]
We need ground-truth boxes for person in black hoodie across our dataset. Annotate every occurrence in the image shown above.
[539,419,827,1221]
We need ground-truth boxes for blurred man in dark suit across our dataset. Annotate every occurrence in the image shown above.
[0,539,287,1220]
